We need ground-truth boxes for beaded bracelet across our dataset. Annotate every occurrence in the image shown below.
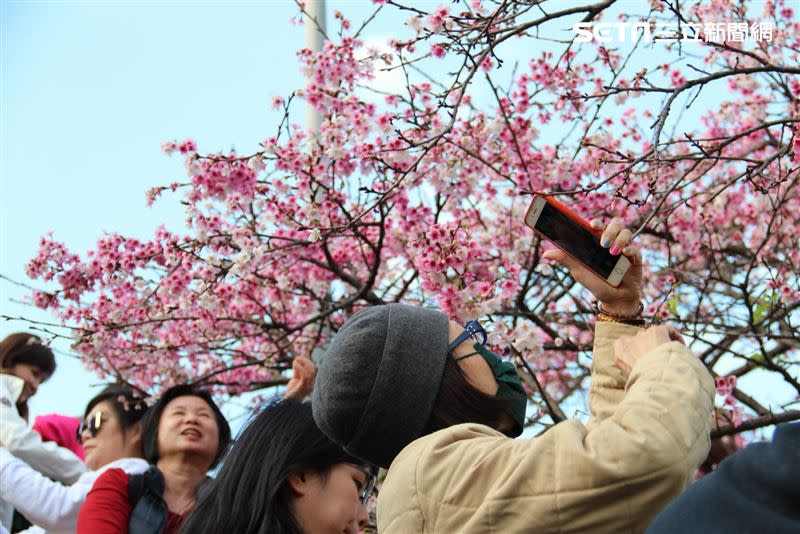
[596,313,647,327]
[596,301,647,327]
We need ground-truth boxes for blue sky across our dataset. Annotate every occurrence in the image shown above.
[0,0,368,425]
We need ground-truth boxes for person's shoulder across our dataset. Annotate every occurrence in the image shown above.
[32,413,80,426]
[725,422,800,477]
[389,423,511,473]
[404,422,503,447]
[0,374,24,404]
[92,467,130,490]
[418,422,507,445]
[773,422,800,449]
[389,422,591,478]
[100,458,149,476]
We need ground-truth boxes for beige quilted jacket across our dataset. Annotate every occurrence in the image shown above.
[377,322,715,534]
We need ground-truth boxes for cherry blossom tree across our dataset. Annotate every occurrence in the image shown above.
[17,0,800,442]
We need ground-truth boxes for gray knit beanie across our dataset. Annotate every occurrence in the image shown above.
[312,303,450,468]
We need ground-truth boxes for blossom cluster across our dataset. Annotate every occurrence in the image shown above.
[22,1,800,436]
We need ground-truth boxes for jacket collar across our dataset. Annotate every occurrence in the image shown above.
[99,457,150,474]
[0,374,25,404]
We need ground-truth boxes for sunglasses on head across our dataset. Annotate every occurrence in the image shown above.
[77,411,103,444]
[349,464,377,504]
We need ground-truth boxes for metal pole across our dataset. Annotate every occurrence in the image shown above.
[304,0,326,134]
[305,1,328,362]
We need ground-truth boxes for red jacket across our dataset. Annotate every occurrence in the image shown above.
[77,468,187,534]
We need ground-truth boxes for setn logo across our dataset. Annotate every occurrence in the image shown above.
[572,21,773,43]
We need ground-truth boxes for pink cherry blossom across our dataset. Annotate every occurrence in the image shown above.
[19,1,800,440]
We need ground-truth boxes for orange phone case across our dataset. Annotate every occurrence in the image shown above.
[524,195,621,287]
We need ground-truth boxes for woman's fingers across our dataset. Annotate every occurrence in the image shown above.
[294,356,313,373]
[600,217,624,248]
[596,217,639,261]
[543,214,644,302]
[621,241,640,261]
[542,249,593,284]
[614,325,687,376]
[610,228,633,256]
[590,218,605,230]
[295,357,316,384]
[666,325,686,345]
[648,324,685,345]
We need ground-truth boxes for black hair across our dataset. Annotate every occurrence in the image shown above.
[83,384,148,442]
[0,333,56,377]
[180,398,373,534]
[0,333,57,419]
[140,384,231,469]
[425,355,515,434]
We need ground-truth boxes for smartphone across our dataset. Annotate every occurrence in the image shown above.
[524,195,630,287]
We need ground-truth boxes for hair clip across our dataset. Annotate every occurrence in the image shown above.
[116,394,147,412]
[25,336,44,346]
[117,394,132,412]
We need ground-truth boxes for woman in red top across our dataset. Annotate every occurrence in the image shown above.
[77,385,231,534]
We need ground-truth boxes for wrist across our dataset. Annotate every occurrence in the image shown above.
[598,300,642,317]
[596,301,646,327]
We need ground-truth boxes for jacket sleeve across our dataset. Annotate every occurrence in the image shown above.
[380,329,715,533]
[552,340,715,529]
[0,447,92,533]
[0,381,85,485]
[586,321,642,430]
[77,468,132,534]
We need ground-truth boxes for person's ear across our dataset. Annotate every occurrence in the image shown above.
[286,469,313,497]
[126,423,143,454]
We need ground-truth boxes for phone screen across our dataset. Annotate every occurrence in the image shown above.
[534,202,618,279]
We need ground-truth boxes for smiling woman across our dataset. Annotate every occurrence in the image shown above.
[78,385,148,470]
[180,398,375,534]
[0,333,57,420]
[77,385,231,534]
[0,384,148,533]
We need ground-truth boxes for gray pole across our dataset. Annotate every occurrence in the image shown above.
[304,0,326,133]
[305,0,328,362]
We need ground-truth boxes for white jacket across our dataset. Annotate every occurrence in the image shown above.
[0,375,87,529]
[0,448,148,533]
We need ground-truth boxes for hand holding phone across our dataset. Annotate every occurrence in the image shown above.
[524,196,643,309]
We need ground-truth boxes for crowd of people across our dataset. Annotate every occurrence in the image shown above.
[1,219,797,533]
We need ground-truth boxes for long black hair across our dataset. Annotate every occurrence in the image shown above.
[139,384,231,469]
[0,332,56,420]
[180,398,371,534]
